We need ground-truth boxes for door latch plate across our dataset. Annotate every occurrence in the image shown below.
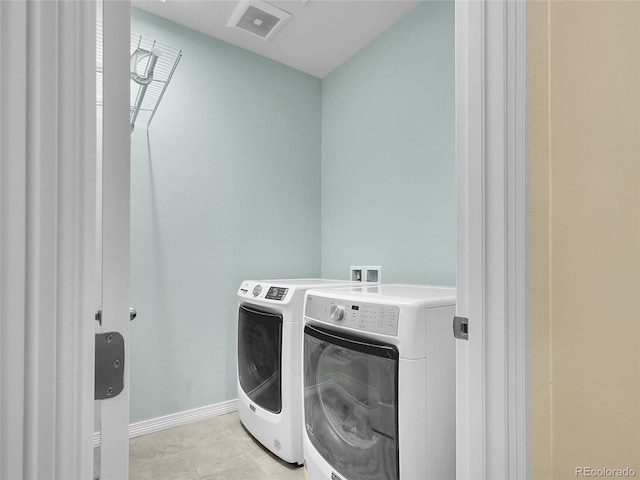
[95,332,125,400]
[453,316,469,340]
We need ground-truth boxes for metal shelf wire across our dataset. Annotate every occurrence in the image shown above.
[96,21,182,132]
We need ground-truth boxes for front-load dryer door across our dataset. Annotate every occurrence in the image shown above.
[238,303,283,414]
[304,324,399,480]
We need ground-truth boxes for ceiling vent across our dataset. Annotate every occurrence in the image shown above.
[227,1,292,41]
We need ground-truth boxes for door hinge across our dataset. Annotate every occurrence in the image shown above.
[453,316,469,340]
[95,332,125,400]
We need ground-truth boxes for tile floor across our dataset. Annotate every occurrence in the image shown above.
[129,411,305,480]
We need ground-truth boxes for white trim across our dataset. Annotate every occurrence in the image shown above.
[0,1,96,478]
[455,1,483,477]
[94,399,239,447]
[455,0,530,478]
[98,2,131,479]
[0,4,28,478]
[507,1,531,477]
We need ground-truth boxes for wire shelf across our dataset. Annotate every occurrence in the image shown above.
[96,21,182,132]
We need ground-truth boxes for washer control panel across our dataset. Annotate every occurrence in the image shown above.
[305,295,399,336]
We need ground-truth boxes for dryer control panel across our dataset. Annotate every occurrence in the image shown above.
[238,282,289,302]
[265,286,288,301]
[305,295,399,336]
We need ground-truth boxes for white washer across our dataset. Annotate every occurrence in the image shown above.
[302,284,456,480]
[236,279,364,464]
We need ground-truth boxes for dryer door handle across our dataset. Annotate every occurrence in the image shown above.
[304,324,399,360]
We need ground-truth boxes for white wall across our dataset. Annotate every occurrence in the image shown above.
[129,8,322,422]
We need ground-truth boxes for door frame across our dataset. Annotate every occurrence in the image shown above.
[455,1,531,479]
[0,1,97,478]
[0,0,530,477]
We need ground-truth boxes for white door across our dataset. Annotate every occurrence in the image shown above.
[95,1,132,479]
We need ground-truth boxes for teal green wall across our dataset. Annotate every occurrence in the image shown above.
[130,8,322,422]
[130,2,454,423]
[320,1,456,285]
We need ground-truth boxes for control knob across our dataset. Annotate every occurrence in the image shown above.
[252,285,262,297]
[329,305,345,322]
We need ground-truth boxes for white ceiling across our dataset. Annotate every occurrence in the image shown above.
[132,0,421,78]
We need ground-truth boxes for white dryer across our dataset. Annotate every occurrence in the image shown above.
[236,279,364,465]
[302,284,456,480]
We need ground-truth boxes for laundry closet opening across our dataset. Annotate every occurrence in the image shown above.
[126,0,454,459]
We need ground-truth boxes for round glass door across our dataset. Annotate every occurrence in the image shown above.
[304,324,399,480]
[238,303,283,413]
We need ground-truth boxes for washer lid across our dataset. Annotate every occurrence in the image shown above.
[306,283,456,307]
[257,278,352,287]
[372,284,456,301]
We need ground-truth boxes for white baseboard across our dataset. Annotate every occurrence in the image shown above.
[93,398,239,448]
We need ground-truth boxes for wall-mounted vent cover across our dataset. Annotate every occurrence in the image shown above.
[227,1,292,41]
